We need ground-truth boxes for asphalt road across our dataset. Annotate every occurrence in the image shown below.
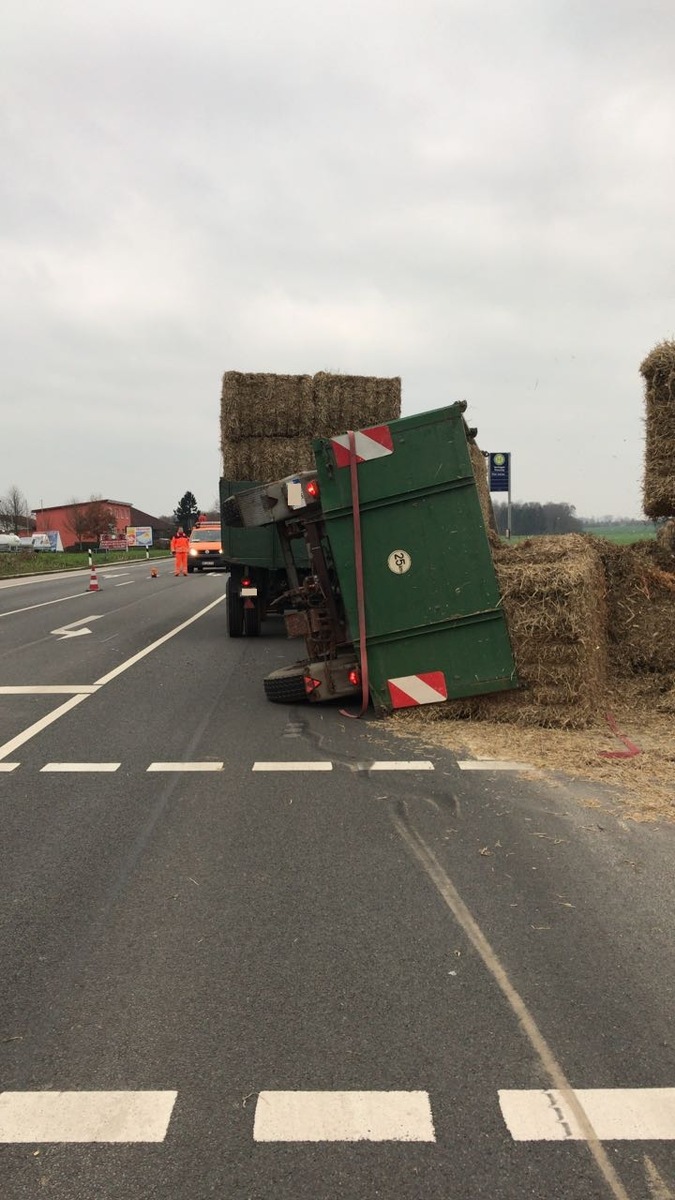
[1,560,673,1199]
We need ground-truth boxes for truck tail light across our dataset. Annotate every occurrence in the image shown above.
[305,479,320,499]
[242,577,251,586]
[348,668,360,687]
[304,675,321,694]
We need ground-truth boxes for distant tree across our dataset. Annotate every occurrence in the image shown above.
[0,484,31,534]
[86,495,118,541]
[173,491,199,532]
[65,501,91,551]
[493,501,583,536]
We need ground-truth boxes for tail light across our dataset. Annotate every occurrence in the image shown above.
[304,675,321,694]
[348,668,360,687]
[242,577,251,586]
[305,479,320,500]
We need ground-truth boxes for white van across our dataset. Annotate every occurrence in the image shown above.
[0,533,22,552]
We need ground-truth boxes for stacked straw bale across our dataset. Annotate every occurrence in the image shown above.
[640,340,675,518]
[468,440,497,535]
[419,535,609,729]
[221,371,401,481]
[594,540,675,676]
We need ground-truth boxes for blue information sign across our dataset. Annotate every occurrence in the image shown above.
[489,452,510,492]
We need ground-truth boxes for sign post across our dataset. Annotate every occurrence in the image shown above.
[489,452,512,539]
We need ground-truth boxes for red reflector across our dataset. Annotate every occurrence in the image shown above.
[348,668,360,687]
[305,479,320,499]
[242,577,251,586]
[304,676,321,694]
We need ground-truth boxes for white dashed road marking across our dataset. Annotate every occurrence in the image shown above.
[253,1091,436,1142]
[41,763,121,773]
[0,1091,177,1143]
[0,685,99,694]
[499,1089,675,1141]
[0,763,19,772]
[356,761,435,771]
[457,760,539,772]
[147,762,224,772]
[252,761,333,772]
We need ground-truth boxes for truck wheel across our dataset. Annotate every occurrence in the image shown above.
[244,600,261,637]
[222,495,243,528]
[227,585,244,638]
[263,666,307,703]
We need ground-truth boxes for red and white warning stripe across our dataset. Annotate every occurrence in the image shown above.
[331,425,394,468]
[387,672,448,709]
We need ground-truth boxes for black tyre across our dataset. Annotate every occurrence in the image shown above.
[244,599,261,637]
[227,584,244,638]
[263,666,307,703]
[222,495,243,528]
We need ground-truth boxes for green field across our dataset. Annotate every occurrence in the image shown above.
[0,548,170,579]
[581,524,657,545]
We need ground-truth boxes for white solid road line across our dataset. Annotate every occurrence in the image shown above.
[357,761,435,771]
[0,695,89,763]
[0,593,89,618]
[253,1091,436,1142]
[0,686,99,694]
[94,596,225,686]
[252,761,333,772]
[41,763,121,773]
[147,762,224,772]
[457,760,539,771]
[0,1091,177,1143]
[499,1088,675,1141]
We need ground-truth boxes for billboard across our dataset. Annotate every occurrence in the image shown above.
[488,452,511,492]
[126,526,153,547]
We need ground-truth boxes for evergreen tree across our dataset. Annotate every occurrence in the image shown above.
[173,491,199,532]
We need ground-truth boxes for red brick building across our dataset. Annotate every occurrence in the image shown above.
[33,500,172,551]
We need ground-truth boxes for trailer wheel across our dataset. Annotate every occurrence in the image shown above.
[244,599,261,637]
[227,584,244,638]
[222,495,243,528]
[263,666,307,703]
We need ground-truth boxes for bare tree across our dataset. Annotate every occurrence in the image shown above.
[0,485,31,534]
[65,500,91,551]
[86,495,117,541]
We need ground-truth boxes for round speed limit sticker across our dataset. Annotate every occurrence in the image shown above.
[388,549,412,574]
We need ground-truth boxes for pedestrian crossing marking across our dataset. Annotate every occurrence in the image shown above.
[0,1091,177,1143]
[253,1090,435,1142]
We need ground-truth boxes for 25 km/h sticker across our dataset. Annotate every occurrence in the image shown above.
[388,549,412,575]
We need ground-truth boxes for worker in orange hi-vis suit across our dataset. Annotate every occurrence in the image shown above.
[170,527,190,576]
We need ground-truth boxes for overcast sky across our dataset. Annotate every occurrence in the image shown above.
[3,0,674,520]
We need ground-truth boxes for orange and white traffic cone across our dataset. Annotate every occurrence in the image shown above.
[88,564,100,592]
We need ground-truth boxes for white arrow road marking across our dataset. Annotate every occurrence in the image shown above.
[0,1091,177,1143]
[50,616,104,640]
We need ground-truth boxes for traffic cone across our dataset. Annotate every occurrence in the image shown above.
[88,564,100,592]
[150,567,158,578]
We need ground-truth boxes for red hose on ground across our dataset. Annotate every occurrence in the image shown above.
[340,430,370,718]
[597,711,641,759]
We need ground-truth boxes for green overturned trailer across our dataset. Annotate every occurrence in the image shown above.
[222,403,519,714]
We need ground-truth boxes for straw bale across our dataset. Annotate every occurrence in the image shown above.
[221,372,314,440]
[468,440,496,534]
[640,340,675,518]
[222,437,317,481]
[220,371,401,451]
[311,372,401,433]
[413,535,609,729]
[594,540,675,674]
